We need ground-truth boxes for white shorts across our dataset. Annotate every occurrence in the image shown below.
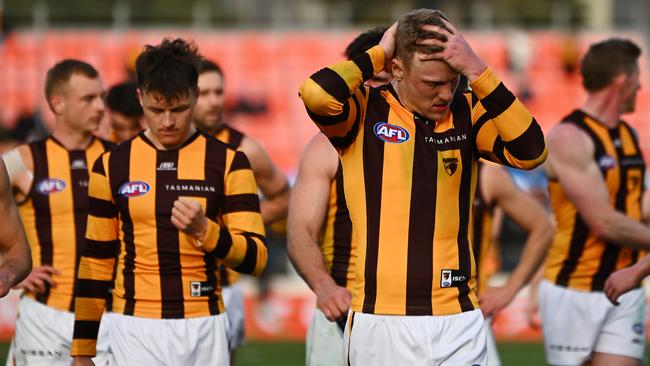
[306,308,344,366]
[538,280,647,365]
[344,309,487,366]
[222,284,245,350]
[10,296,112,366]
[485,317,501,366]
[107,312,229,366]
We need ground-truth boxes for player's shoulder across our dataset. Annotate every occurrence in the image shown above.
[299,133,339,178]
[95,136,117,151]
[302,133,337,161]
[548,120,591,148]
[479,161,512,195]
[224,124,246,139]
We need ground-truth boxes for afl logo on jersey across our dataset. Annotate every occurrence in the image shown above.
[598,155,617,170]
[374,122,409,143]
[36,179,66,195]
[118,181,150,198]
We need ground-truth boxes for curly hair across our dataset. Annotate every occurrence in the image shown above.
[395,9,451,66]
[135,38,201,102]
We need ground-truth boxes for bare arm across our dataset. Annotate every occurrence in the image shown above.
[0,159,31,296]
[548,124,650,249]
[479,163,554,317]
[287,134,349,321]
[240,137,290,225]
[603,190,650,303]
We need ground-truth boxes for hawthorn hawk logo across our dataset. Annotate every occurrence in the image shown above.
[443,157,458,176]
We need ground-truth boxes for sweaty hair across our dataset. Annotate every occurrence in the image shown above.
[44,59,99,111]
[581,38,641,92]
[135,38,201,102]
[106,82,143,118]
[344,27,388,60]
[395,9,451,65]
[198,58,223,77]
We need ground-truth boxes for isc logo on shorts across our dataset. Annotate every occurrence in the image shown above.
[118,181,150,198]
[36,178,66,195]
[374,122,409,143]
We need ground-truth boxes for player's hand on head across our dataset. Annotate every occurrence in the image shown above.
[315,282,352,322]
[15,265,60,293]
[415,18,487,81]
[604,265,643,305]
[378,21,399,71]
[171,197,208,241]
[479,286,516,319]
[72,356,95,366]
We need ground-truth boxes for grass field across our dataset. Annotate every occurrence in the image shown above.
[0,341,646,365]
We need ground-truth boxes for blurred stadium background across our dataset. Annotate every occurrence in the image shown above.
[1,0,650,365]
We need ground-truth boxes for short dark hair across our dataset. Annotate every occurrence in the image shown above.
[198,58,223,77]
[396,9,450,65]
[344,27,388,60]
[106,82,143,118]
[44,59,99,109]
[135,38,201,102]
[581,38,641,92]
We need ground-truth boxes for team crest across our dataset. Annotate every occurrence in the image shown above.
[373,122,409,143]
[36,178,66,195]
[443,157,459,176]
[118,181,150,198]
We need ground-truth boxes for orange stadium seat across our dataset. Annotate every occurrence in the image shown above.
[1,30,648,170]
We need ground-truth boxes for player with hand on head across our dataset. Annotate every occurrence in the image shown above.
[70,38,267,366]
[541,38,649,366]
[300,8,546,365]
[288,27,387,366]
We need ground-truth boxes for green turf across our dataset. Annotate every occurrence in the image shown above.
[234,341,305,366]
[0,342,7,364]
[0,341,645,365]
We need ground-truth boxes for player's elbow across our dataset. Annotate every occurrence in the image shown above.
[535,219,555,249]
[586,215,615,242]
[507,146,548,171]
[250,245,268,277]
[299,78,343,117]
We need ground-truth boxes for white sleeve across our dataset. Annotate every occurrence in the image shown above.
[2,149,30,183]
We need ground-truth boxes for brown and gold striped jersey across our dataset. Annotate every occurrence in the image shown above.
[214,124,244,150]
[472,163,498,296]
[319,161,355,292]
[71,131,267,357]
[544,110,645,291]
[213,124,245,286]
[299,45,547,316]
[18,136,113,312]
